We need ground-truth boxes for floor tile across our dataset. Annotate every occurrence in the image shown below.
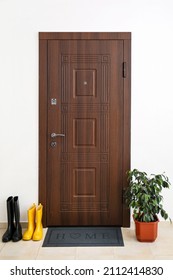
[114,245,153,260]
[0,230,6,252]
[152,255,173,260]
[36,247,77,260]
[0,239,41,260]
[76,246,115,260]
[0,222,172,260]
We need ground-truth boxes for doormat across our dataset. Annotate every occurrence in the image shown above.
[42,227,124,247]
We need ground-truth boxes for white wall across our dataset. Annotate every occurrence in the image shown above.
[0,0,173,222]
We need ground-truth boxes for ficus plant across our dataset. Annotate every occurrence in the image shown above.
[125,169,171,222]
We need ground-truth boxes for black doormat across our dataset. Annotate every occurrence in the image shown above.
[42,227,124,247]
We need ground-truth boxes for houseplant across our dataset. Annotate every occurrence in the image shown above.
[125,169,171,242]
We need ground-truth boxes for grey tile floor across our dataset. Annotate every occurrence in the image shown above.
[0,222,173,260]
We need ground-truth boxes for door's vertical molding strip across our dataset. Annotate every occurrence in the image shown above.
[61,64,66,102]
[102,64,105,102]
[101,113,108,153]
[62,113,68,153]
[101,61,109,103]
[61,113,65,153]
[100,163,109,207]
[105,113,109,152]
[61,63,65,102]
[60,163,69,207]
[61,58,69,103]
[104,64,108,102]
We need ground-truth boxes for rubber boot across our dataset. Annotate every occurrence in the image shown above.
[12,196,22,242]
[2,196,16,242]
[23,203,36,240]
[32,203,43,241]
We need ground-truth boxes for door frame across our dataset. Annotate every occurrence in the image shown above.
[39,32,131,227]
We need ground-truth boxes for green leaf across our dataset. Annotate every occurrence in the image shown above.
[124,169,171,223]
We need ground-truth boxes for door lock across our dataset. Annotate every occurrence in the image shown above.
[50,141,57,148]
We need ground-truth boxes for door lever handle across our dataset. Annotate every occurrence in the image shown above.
[51,133,65,138]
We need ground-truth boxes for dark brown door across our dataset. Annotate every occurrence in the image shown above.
[39,33,131,227]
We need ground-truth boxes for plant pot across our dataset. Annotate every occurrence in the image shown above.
[134,217,159,242]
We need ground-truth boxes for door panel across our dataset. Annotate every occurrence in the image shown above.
[39,33,131,227]
[46,39,124,226]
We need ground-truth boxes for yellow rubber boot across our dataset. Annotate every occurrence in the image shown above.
[32,203,43,241]
[23,204,36,240]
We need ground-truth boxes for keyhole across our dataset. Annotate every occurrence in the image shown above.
[50,142,57,148]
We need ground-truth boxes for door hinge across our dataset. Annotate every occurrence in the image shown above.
[123,62,127,78]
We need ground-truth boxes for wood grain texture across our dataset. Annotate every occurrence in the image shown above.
[39,32,131,227]
[39,32,131,40]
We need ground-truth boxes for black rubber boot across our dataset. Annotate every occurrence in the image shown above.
[12,196,22,242]
[2,196,16,242]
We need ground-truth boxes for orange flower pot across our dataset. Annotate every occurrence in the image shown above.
[134,217,159,242]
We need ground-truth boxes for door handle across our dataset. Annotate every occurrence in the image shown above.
[51,133,65,138]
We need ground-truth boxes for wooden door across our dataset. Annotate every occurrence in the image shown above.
[39,33,131,227]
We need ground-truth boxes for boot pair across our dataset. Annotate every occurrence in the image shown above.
[2,196,22,242]
[23,203,43,241]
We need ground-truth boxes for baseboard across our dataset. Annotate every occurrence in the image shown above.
[0,222,27,229]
